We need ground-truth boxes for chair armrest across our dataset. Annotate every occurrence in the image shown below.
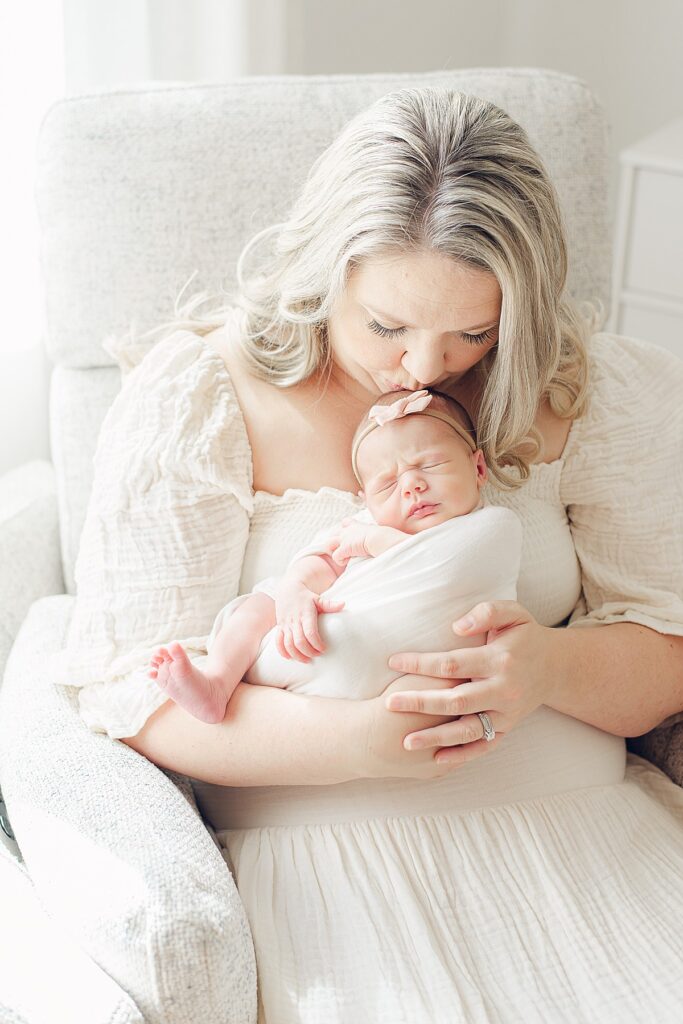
[0,460,64,687]
[0,842,144,1024]
[0,596,256,1024]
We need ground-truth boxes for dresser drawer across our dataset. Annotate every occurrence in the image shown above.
[625,169,683,300]
[617,299,683,360]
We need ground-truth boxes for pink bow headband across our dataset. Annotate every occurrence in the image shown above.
[351,389,476,485]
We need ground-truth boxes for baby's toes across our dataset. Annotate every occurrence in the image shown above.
[148,668,158,679]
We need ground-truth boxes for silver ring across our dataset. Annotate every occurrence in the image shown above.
[476,711,495,742]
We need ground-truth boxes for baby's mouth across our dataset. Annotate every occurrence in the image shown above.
[409,502,440,519]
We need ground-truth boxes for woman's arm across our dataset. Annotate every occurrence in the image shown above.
[546,622,683,736]
[121,675,460,786]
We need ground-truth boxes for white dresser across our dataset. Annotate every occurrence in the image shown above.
[610,117,683,360]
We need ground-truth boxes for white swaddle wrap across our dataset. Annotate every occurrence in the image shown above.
[207,503,523,700]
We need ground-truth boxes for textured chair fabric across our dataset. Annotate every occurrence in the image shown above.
[0,595,257,1024]
[0,841,144,1024]
[0,461,64,681]
[0,68,631,1023]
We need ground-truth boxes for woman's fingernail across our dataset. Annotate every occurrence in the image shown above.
[404,737,421,750]
[388,657,403,670]
[454,617,474,632]
[387,698,408,711]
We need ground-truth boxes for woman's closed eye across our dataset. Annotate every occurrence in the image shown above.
[366,318,497,346]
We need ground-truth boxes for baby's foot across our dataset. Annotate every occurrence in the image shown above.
[148,642,229,724]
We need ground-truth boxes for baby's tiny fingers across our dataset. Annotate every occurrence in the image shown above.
[283,626,309,663]
[292,621,318,659]
[276,628,291,660]
[302,616,325,654]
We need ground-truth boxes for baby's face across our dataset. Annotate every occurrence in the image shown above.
[356,415,487,534]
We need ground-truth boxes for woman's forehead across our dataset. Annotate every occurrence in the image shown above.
[349,253,501,328]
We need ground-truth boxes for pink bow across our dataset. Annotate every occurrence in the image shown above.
[368,389,432,426]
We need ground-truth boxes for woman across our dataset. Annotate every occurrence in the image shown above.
[72,88,683,1020]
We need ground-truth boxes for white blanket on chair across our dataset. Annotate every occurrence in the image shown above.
[208,504,523,700]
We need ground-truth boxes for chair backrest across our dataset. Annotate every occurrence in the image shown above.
[37,68,612,592]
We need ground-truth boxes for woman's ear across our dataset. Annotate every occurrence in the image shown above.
[474,449,487,484]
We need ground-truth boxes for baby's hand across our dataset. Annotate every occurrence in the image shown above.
[327,518,376,566]
[274,580,345,663]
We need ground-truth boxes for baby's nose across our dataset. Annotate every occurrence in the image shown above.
[402,473,426,497]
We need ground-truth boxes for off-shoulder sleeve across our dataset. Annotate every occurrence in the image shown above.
[55,329,254,735]
[560,332,683,637]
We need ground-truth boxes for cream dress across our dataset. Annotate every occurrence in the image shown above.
[69,328,683,1023]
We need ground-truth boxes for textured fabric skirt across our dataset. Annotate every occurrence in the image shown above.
[196,708,683,1023]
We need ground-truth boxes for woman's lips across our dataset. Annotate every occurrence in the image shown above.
[410,503,440,518]
[379,376,414,392]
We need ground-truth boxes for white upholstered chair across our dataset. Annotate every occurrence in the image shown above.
[0,68,679,1024]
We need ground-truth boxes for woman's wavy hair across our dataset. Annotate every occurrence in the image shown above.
[139,87,602,489]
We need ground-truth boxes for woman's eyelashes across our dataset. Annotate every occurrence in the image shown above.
[366,318,497,346]
[367,319,407,340]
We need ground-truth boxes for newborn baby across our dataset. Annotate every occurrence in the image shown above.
[148,389,523,722]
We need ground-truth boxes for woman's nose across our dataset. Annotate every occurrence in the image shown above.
[402,344,446,387]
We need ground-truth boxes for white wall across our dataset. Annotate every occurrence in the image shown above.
[287,0,683,223]
[497,0,683,222]
[0,1,64,476]
[283,0,506,76]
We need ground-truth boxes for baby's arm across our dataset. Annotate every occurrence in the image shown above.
[284,551,345,591]
[364,526,409,557]
[329,519,408,565]
[272,553,346,662]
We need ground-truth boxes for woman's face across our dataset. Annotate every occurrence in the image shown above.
[326,250,502,399]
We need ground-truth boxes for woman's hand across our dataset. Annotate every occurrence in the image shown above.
[361,674,479,778]
[383,601,561,765]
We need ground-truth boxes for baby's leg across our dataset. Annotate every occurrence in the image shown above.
[148,592,276,724]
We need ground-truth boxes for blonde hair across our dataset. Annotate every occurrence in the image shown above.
[137,87,602,489]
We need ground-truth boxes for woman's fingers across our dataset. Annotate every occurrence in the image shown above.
[384,680,494,716]
[387,646,489,682]
[433,732,506,766]
[451,599,530,637]
[403,711,504,750]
